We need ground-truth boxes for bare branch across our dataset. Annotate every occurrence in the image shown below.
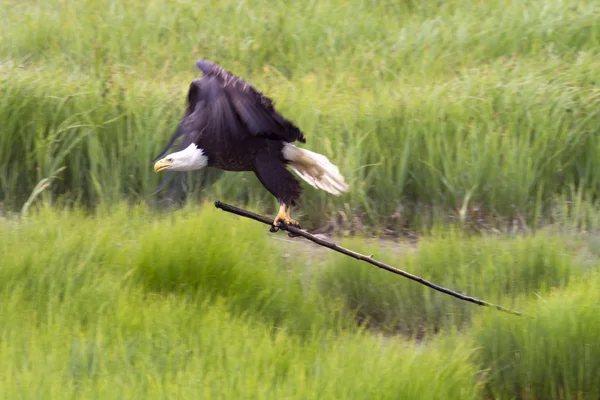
[214,201,525,317]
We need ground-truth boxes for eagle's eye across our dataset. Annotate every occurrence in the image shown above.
[167,158,173,162]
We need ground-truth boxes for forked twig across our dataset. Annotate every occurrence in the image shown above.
[214,201,524,317]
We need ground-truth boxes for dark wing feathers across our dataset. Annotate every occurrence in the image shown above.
[195,59,306,143]
[179,77,248,148]
[228,92,302,142]
[153,59,305,164]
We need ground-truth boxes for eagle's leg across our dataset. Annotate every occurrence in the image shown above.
[252,151,303,234]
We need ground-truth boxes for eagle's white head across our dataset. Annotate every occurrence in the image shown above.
[153,143,209,173]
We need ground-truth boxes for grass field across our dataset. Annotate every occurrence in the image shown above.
[3,0,600,398]
[2,204,600,398]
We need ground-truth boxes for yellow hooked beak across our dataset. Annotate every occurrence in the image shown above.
[154,159,172,173]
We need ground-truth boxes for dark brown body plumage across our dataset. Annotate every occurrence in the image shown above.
[153,59,307,207]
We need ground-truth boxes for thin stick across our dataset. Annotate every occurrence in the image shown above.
[214,201,524,317]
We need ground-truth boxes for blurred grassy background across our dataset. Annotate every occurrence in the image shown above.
[2,204,600,398]
[1,0,599,232]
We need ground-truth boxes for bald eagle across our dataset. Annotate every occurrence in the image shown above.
[153,59,349,230]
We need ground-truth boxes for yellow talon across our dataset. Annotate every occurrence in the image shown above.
[272,204,300,229]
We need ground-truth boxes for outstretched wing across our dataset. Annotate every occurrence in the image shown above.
[153,59,305,165]
[176,76,250,149]
[196,59,306,144]
[152,75,244,162]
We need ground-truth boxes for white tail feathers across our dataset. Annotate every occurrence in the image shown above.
[282,143,350,196]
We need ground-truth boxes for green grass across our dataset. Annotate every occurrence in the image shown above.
[0,295,483,399]
[1,0,600,231]
[0,204,488,399]
[473,273,600,399]
[319,229,585,336]
[2,204,600,398]
[0,203,348,336]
